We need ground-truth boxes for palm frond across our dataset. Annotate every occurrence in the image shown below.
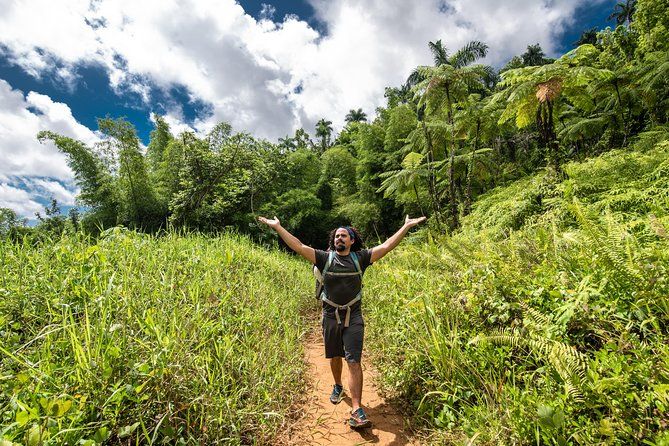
[449,41,488,69]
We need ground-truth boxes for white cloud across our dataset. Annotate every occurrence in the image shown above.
[0,182,43,217]
[0,80,99,180]
[0,80,98,217]
[24,178,77,206]
[0,0,606,141]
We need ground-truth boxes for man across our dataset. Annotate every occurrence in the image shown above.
[257,215,426,429]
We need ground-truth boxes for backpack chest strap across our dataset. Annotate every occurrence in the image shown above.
[324,271,363,277]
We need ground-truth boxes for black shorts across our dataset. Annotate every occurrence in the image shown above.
[322,309,364,363]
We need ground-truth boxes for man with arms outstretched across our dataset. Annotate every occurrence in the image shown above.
[257,215,426,429]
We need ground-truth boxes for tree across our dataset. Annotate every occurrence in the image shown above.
[345,108,367,123]
[98,118,162,230]
[412,40,492,229]
[0,208,26,238]
[35,198,67,236]
[407,39,490,87]
[608,0,637,26]
[319,146,358,198]
[494,44,603,172]
[277,136,297,152]
[575,27,599,47]
[37,130,119,232]
[453,94,495,214]
[146,115,172,172]
[293,128,313,151]
[631,0,669,54]
[522,44,549,66]
[315,119,333,154]
[384,84,413,108]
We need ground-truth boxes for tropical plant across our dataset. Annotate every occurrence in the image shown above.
[345,108,368,123]
[494,45,605,172]
[315,118,333,154]
[608,0,637,26]
[378,151,428,215]
[411,40,493,228]
[522,43,549,66]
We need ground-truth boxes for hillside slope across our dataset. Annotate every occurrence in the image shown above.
[363,140,669,445]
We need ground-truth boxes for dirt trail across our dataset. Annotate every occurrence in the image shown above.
[285,329,419,446]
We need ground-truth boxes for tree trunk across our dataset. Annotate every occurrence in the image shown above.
[421,121,442,229]
[445,85,459,230]
[413,184,426,216]
[464,120,480,215]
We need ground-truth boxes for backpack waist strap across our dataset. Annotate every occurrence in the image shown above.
[321,292,361,327]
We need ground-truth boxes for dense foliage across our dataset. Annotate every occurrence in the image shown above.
[4,0,666,250]
[364,136,669,445]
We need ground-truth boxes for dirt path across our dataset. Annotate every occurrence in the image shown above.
[284,329,419,445]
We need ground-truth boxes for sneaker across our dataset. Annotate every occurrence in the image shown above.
[330,384,345,404]
[348,407,372,429]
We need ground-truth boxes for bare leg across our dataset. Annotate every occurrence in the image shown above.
[347,361,363,411]
[330,357,343,386]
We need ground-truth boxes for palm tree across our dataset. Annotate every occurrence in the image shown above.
[522,44,547,66]
[406,40,490,87]
[575,27,599,47]
[345,108,367,123]
[411,40,492,229]
[315,119,333,154]
[608,0,636,26]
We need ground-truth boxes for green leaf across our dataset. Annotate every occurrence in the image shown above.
[537,404,556,429]
[552,409,565,428]
[118,422,140,439]
[93,426,110,443]
[15,410,32,426]
[25,425,42,446]
[56,399,72,417]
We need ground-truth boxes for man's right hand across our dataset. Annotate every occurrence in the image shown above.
[258,216,281,229]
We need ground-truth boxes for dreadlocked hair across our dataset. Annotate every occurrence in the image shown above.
[327,226,364,252]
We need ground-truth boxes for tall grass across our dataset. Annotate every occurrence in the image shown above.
[0,229,312,445]
[363,140,669,445]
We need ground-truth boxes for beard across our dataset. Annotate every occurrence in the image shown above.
[335,243,346,252]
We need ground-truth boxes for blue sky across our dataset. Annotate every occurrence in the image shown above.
[0,0,617,220]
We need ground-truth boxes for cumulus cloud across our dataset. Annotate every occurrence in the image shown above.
[0,182,43,217]
[0,79,98,217]
[0,0,605,140]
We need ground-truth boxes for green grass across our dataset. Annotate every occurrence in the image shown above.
[363,140,669,445]
[0,229,312,445]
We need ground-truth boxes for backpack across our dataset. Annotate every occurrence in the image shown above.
[313,251,363,327]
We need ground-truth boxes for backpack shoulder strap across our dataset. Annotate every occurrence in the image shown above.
[316,251,336,299]
[350,251,362,274]
[323,251,336,275]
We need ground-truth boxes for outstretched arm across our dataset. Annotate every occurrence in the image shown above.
[258,216,316,264]
[370,215,426,263]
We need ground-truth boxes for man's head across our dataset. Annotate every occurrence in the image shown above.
[328,226,363,253]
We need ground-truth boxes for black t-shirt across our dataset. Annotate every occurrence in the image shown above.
[314,249,373,315]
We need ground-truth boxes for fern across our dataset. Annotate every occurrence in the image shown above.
[471,304,588,402]
[568,201,645,289]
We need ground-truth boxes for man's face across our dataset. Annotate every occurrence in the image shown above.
[334,228,353,252]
